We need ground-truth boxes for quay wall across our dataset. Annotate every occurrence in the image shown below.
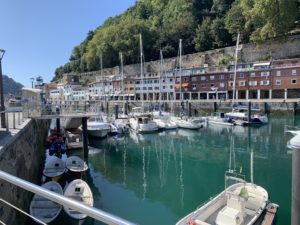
[0,119,50,224]
[96,101,299,115]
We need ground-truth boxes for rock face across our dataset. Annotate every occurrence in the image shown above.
[0,119,49,224]
[63,35,300,82]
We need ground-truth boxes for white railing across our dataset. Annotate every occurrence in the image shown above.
[0,170,137,225]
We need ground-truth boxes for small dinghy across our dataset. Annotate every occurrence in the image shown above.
[29,181,63,224]
[64,179,94,223]
[66,156,88,178]
[43,156,65,181]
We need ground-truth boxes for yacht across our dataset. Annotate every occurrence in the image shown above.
[225,110,268,125]
[152,111,177,130]
[176,171,270,225]
[171,116,202,130]
[206,112,236,126]
[87,116,111,138]
[129,107,158,133]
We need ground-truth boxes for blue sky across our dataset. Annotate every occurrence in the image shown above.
[0,0,136,87]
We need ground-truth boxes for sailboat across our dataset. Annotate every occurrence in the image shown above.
[225,33,268,125]
[176,135,274,225]
[129,34,158,133]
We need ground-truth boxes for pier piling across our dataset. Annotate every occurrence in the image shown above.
[106,101,109,114]
[287,135,300,225]
[82,117,89,160]
[101,101,104,112]
[188,102,192,117]
[124,102,128,115]
[213,102,217,113]
[248,102,251,122]
[56,118,60,133]
[115,104,119,119]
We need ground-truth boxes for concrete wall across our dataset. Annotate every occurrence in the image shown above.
[0,119,50,224]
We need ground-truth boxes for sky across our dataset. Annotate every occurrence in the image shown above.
[0,0,136,87]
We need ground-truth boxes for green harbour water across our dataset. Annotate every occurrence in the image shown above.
[80,115,295,225]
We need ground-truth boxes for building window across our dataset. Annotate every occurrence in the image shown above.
[275,80,281,85]
[155,87,159,90]
[170,85,173,89]
[276,71,281,76]
[239,81,246,86]
[201,84,206,87]
[249,81,257,86]
[130,87,134,90]
[292,69,297,75]
[261,71,270,76]
[184,77,189,82]
[143,87,147,90]
[228,81,234,87]
[170,78,173,82]
[250,72,256,77]
[239,73,244,78]
[192,84,197,90]
[292,79,297,84]
[176,77,180,82]
[210,75,215,80]
[220,74,225,80]
[219,82,225,88]
[191,77,197,82]
[201,76,206,81]
[260,80,270,86]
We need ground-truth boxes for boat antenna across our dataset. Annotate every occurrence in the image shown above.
[232,32,240,107]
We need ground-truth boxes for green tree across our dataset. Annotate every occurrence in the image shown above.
[194,18,213,52]
[211,17,233,48]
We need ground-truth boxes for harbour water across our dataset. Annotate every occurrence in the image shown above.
[42,115,295,225]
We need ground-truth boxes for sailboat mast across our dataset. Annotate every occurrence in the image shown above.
[250,150,254,183]
[140,34,144,104]
[100,54,103,101]
[232,33,240,104]
[120,52,124,100]
[179,39,182,101]
[159,49,163,101]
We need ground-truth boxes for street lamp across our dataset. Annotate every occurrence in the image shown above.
[0,49,6,128]
[30,77,35,88]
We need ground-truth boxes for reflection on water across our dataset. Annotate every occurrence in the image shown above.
[85,115,294,225]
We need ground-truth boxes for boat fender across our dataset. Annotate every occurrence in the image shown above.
[187,219,196,225]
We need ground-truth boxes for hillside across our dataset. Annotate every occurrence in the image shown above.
[53,0,299,81]
[3,75,24,96]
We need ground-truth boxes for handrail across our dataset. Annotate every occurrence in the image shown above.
[0,170,137,225]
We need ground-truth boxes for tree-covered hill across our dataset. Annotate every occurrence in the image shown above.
[3,75,23,96]
[53,0,299,81]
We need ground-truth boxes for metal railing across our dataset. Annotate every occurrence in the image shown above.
[0,109,24,131]
[0,170,137,225]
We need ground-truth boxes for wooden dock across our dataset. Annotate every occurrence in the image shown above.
[261,203,279,225]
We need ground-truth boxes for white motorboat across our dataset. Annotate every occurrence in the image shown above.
[171,116,202,130]
[66,156,88,178]
[64,179,94,223]
[30,181,63,224]
[176,171,269,225]
[43,156,65,181]
[206,112,236,127]
[225,111,268,125]
[129,107,158,133]
[65,128,83,150]
[152,111,177,130]
[113,118,130,134]
[87,117,111,138]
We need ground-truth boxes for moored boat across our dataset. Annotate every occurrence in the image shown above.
[176,171,270,225]
[171,116,202,130]
[66,156,88,179]
[64,179,94,224]
[29,181,63,224]
[87,117,111,138]
[43,156,65,181]
[65,128,84,149]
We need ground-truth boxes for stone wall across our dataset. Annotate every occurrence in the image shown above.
[63,35,300,83]
[0,119,50,224]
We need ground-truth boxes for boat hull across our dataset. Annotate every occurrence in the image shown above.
[87,129,110,138]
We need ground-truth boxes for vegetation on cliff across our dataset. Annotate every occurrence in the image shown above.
[53,0,299,81]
